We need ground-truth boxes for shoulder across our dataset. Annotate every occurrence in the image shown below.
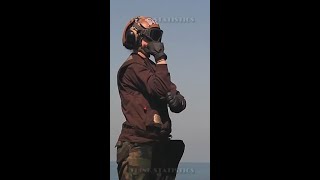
[119,54,156,75]
[126,54,150,70]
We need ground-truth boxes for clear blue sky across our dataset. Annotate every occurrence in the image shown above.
[110,0,210,162]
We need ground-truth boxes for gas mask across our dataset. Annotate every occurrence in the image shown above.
[140,28,163,55]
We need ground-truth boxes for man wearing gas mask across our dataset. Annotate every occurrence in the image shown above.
[115,16,187,180]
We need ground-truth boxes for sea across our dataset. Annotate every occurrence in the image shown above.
[110,161,210,180]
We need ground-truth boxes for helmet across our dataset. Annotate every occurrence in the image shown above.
[122,16,163,50]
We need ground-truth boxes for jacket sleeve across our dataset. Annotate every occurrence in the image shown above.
[168,82,187,113]
[126,63,172,99]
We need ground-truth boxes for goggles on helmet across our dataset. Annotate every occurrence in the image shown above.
[131,22,163,42]
[140,28,163,42]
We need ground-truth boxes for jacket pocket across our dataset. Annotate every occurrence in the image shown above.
[134,95,162,133]
[134,96,150,127]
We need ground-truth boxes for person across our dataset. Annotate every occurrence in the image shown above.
[115,16,187,180]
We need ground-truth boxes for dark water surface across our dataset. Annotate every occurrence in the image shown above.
[110,161,210,180]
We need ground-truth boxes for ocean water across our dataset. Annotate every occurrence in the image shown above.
[110,161,210,180]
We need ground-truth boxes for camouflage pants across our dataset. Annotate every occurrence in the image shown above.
[116,140,185,180]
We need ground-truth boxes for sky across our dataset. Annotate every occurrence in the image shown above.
[110,0,210,163]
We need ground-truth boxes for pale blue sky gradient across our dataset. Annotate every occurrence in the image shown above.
[110,0,210,162]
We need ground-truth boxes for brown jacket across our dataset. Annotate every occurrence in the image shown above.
[117,53,185,143]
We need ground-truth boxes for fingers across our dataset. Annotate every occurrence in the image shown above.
[166,92,173,100]
[169,99,177,105]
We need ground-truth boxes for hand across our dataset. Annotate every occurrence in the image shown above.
[147,41,167,61]
[166,92,180,107]
[166,92,186,113]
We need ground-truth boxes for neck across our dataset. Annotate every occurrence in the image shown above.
[133,48,150,59]
[134,51,146,59]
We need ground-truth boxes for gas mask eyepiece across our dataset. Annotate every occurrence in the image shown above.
[141,28,163,42]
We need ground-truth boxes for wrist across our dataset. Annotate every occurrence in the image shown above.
[156,59,167,64]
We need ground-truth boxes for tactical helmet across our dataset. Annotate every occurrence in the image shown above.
[122,16,163,50]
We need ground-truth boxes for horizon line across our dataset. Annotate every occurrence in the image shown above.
[109,160,210,163]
